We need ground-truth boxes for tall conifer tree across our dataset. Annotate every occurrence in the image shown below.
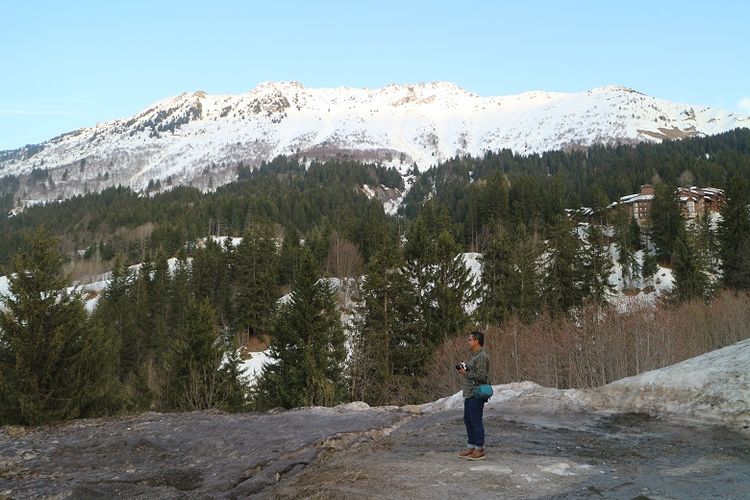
[718,176,750,290]
[582,224,615,305]
[614,212,641,289]
[481,221,545,323]
[542,216,585,315]
[478,221,517,325]
[650,183,684,262]
[277,228,301,287]
[94,256,135,380]
[403,201,478,361]
[232,223,279,342]
[0,228,119,424]
[672,226,709,301]
[513,224,544,322]
[254,248,346,409]
[191,238,233,325]
[165,299,246,411]
[349,238,419,404]
[167,253,193,335]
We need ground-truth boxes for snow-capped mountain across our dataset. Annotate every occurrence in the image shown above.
[1,81,748,205]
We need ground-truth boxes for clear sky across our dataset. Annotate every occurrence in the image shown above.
[1,0,748,151]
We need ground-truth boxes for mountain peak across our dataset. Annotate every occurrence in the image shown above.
[251,81,305,93]
[589,84,642,94]
[1,83,747,206]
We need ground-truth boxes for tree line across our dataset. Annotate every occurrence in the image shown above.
[2,129,750,424]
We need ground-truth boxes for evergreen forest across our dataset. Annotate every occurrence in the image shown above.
[1,128,750,425]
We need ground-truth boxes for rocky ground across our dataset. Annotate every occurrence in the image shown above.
[271,407,750,499]
[1,403,748,499]
[0,404,406,499]
[2,340,749,499]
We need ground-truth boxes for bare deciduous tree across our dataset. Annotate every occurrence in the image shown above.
[421,291,750,401]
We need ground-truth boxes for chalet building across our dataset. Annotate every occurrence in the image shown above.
[616,184,725,225]
[618,184,655,225]
[677,186,725,220]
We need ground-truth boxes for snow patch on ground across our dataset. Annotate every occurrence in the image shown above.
[417,339,750,433]
[595,338,750,431]
[237,350,272,382]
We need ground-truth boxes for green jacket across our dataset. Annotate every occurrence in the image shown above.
[461,347,489,398]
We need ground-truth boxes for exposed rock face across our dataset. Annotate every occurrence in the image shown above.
[2,403,748,499]
[0,406,409,498]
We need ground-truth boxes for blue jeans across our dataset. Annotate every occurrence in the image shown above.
[463,396,486,448]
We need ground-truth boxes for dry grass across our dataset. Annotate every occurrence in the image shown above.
[238,334,271,357]
[64,258,113,282]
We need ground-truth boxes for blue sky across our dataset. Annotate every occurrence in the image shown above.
[1,0,748,151]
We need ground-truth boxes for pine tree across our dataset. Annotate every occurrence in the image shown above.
[277,228,301,287]
[641,251,659,288]
[0,228,119,425]
[671,226,709,302]
[478,221,517,325]
[131,259,154,361]
[349,238,420,404]
[120,259,160,409]
[403,201,479,360]
[541,217,585,315]
[165,299,246,411]
[718,176,750,290]
[628,215,642,250]
[614,212,641,289]
[479,221,543,324]
[650,183,684,263]
[93,256,135,380]
[513,224,544,322]
[428,237,479,344]
[191,238,233,325]
[467,172,510,250]
[254,248,346,409]
[581,224,615,305]
[167,254,193,335]
[696,207,720,275]
[147,252,171,355]
[232,223,279,344]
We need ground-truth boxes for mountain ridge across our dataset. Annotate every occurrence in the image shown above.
[1,82,748,206]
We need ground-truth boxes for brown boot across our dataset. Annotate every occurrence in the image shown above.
[466,449,486,461]
[457,448,475,458]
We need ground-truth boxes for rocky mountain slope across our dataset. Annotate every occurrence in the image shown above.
[1,82,748,206]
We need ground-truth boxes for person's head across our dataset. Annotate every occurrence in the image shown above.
[468,330,484,351]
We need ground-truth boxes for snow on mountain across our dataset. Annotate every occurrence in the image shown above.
[2,82,748,206]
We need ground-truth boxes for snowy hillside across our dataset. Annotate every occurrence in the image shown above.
[2,82,748,206]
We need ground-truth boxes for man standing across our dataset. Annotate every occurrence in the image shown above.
[457,331,490,461]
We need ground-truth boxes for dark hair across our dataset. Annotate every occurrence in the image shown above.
[470,330,484,347]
